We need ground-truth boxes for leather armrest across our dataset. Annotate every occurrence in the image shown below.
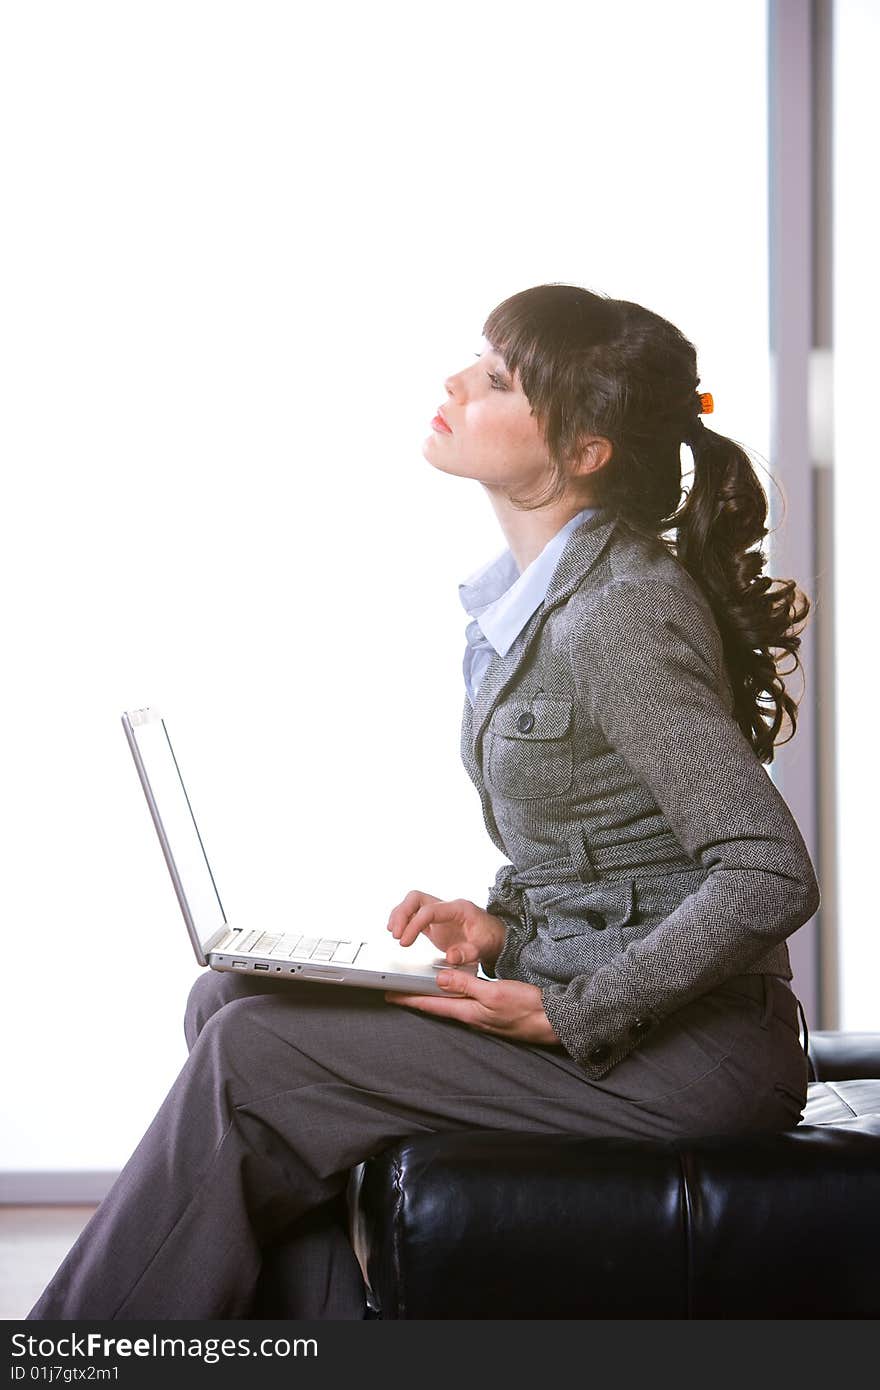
[808,1030,880,1081]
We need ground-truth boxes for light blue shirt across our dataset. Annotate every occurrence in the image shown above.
[458,508,601,706]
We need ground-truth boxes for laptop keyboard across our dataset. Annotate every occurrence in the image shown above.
[217,929,362,965]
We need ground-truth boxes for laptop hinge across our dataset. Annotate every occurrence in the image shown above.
[205,925,237,953]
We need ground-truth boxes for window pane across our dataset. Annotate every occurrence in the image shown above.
[0,0,769,1169]
[832,0,880,1030]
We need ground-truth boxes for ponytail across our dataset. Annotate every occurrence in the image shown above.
[672,422,810,765]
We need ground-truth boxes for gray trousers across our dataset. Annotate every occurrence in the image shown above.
[27,968,808,1320]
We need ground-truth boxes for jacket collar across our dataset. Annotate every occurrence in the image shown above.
[468,508,620,755]
[458,506,600,659]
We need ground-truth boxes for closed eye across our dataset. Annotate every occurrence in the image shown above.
[473,352,510,389]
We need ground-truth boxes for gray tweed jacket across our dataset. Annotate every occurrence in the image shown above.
[459,508,820,1080]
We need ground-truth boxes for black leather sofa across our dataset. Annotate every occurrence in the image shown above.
[343,1029,880,1318]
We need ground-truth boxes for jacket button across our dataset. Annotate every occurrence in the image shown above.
[585,911,607,930]
[516,711,535,733]
[587,1042,612,1064]
[629,1017,652,1038]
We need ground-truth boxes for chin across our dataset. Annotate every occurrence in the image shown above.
[422,436,451,468]
[422,434,483,481]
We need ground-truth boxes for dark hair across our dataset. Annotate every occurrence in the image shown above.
[483,282,809,765]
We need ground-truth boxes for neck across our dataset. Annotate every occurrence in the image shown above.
[483,487,597,573]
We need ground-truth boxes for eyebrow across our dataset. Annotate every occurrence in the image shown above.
[476,345,509,365]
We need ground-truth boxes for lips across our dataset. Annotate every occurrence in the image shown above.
[431,409,453,434]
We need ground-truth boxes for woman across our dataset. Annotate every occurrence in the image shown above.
[28,283,819,1321]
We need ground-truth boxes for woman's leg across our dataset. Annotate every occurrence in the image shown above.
[27,967,804,1320]
[28,977,382,1320]
[248,1193,367,1319]
[184,971,368,1320]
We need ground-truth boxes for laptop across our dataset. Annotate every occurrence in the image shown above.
[121,707,478,995]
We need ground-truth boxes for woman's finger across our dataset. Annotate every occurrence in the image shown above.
[445,943,480,965]
[386,891,442,941]
[434,968,485,999]
[395,897,461,947]
[383,989,484,1024]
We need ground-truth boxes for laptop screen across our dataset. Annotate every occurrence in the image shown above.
[123,709,227,953]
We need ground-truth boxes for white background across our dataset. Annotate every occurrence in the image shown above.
[0,0,770,1170]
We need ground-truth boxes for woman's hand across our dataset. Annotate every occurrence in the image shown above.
[386,891,507,974]
[385,971,561,1046]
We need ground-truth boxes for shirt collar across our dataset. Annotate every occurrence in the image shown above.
[458,507,601,657]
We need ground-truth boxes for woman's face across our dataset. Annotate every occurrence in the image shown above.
[422,339,553,493]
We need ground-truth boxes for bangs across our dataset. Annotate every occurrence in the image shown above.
[482,284,618,387]
[482,285,622,456]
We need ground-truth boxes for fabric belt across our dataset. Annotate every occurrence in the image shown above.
[488,858,577,935]
[489,859,811,1067]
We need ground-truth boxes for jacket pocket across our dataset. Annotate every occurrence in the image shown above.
[518,879,636,984]
[485,697,574,802]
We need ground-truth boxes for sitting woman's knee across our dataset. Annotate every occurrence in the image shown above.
[184,970,237,1050]
[184,967,287,1050]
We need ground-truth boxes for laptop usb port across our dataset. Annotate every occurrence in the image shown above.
[232,960,248,969]
[253,963,270,971]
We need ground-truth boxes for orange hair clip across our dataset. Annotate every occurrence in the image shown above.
[698,392,714,414]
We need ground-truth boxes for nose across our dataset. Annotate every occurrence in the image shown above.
[443,369,464,398]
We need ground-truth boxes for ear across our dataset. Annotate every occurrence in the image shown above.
[570,435,613,479]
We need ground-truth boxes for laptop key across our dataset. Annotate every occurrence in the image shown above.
[252,933,281,953]
[236,930,263,953]
[294,936,321,959]
[332,941,361,964]
[269,935,302,957]
[311,942,339,962]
